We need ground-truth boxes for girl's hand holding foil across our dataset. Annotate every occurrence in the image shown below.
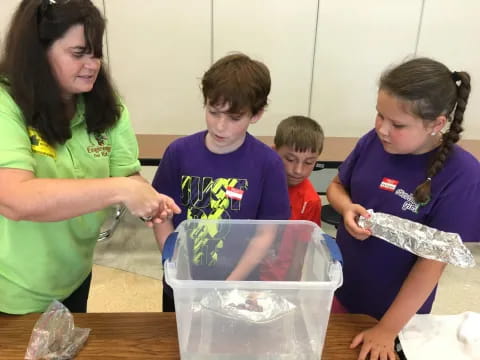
[343,203,372,241]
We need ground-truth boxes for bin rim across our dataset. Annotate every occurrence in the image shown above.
[164,261,343,290]
[164,218,343,289]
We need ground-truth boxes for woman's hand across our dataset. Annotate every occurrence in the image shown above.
[149,194,181,226]
[350,324,398,360]
[120,178,180,224]
[342,203,372,240]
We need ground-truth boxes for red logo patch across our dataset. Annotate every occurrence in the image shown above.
[379,177,399,192]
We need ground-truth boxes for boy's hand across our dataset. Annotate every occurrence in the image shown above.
[342,204,371,240]
[350,324,398,360]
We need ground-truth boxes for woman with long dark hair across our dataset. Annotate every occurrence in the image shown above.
[0,0,180,314]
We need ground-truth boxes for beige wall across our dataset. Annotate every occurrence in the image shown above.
[1,0,479,139]
[310,1,422,137]
[416,0,480,139]
[213,0,318,135]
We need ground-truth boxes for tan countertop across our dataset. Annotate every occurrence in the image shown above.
[136,134,480,162]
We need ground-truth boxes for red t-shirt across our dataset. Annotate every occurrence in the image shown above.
[260,179,321,280]
[288,178,321,224]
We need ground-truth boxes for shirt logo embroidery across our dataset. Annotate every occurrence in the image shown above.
[94,133,108,146]
[300,201,308,214]
[394,189,420,214]
[28,127,56,159]
[87,133,111,158]
[379,177,399,192]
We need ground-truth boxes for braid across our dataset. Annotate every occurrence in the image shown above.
[414,71,471,204]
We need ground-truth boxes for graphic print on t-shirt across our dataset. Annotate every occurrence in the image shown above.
[181,175,248,265]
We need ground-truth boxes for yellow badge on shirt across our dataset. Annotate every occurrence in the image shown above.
[28,127,56,159]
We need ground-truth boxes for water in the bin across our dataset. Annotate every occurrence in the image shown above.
[182,307,321,359]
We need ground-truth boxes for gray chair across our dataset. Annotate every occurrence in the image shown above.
[320,204,341,227]
[311,161,342,227]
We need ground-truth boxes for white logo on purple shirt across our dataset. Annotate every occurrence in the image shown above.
[394,189,420,214]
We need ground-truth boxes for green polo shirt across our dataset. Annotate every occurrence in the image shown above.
[0,85,141,314]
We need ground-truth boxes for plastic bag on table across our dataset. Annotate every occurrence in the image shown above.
[24,300,90,360]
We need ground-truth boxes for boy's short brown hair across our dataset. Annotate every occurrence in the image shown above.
[274,116,324,154]
[201,53,270,116]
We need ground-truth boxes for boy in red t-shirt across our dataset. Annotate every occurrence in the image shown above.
[260,116,324,281]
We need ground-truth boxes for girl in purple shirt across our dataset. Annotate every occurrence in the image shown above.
[327,58,479,360]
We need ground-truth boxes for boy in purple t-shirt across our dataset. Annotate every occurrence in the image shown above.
[327,58,480,360]
[152,53,290,312]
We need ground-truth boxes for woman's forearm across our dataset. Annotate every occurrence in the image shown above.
[0,174,130,221]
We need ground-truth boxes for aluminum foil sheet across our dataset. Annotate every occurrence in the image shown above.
[200,289,296,323]
[358,210,475,268]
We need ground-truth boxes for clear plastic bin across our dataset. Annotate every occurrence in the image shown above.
[164,219,343,360]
